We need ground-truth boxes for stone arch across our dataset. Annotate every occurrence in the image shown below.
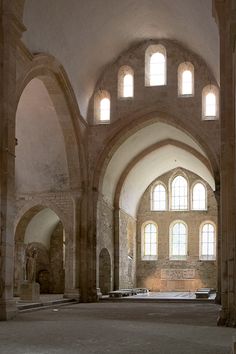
[93,116,219,290]
[99,248,111,295]
[93,114,220,197]
[14,203,67,296]
[15,53,87,190]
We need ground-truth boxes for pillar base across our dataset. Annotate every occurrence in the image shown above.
[0,299,17,321]
[64,288,80,301]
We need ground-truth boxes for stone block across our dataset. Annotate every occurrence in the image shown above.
[20,281,40,302]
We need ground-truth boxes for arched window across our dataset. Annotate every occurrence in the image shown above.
[145,44,166,86]
[171,175,188,210]
[118,66,134,98]
[170,221,187,260]
[200,223,216,260]
[142,222,158,260]
[178,62,194,96]
[192,182,207,210]
[94,90,111,123]
[151,183,166,211]
[202,85,219,120]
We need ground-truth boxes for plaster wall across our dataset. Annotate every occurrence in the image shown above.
[15,78,70,194]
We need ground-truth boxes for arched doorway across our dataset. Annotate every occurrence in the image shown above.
[14,206,66,296]
[99,248,111,295]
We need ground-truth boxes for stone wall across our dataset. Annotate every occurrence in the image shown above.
[136,168,217,292]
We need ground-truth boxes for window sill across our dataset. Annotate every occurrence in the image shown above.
[142,256,158,261]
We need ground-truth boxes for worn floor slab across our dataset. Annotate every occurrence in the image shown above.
[0,302,235,354]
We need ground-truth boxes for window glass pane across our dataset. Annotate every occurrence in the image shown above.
[100,98,110,121]
[205,92,216,116]
[150,224,156,233]
[208,243,214,256]
[201,223,215,259]
[150,244,156,255]
[145,234,151,244]
[123,74,133,97]
[179,234,185,244]
[145,244,150,255]
[150,52,165,86]
[192,183,206,210]
[145,224,151,233]
[152,184,166,210]
[172,244,179,255]
[179,243,186,255]
[202,243,208,255]
[182,70,192,95]
[171,176,188,210]
[171,222,187,258]
[144,223,157,257]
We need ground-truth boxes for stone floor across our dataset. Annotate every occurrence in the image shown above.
[0,302,235,354]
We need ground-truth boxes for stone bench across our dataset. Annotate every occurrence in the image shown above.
[109,290,133,298]
[134,288,149,294]
[109,288,149,298]
[195,288,212,299]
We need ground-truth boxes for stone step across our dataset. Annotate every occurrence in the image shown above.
[17,298,79,313]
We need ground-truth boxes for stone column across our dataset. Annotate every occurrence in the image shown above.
[84,187,98,302]
[213,0,236,326]
[0,0,25,320]
[64,194,81,300]
[214,184,221,304]
[114,207,120,290]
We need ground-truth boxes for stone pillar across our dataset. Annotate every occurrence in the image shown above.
[0,1,25,320]
[213,0,236,326]
[63,194,81,300]
[14,241,26,296]
[114,207,120,290]
[214,185,221,304]
[79,187,98,302]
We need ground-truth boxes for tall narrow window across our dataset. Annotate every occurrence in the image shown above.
[205,93,216,116]
[150,52,165,86]
[200,223,216,260]
[171,175,188,210]
[123,74,133,97]
[94,90,111,123]
[192,182,206,210]
[145,44,166,86]
[178,62,194,96]
[170,221,187,260]
[202,85,219,120]
[152,183,166,211]
[118,66,134,98]
[100,98,110,121]
[182,70,192,94]
[142,222,157,260]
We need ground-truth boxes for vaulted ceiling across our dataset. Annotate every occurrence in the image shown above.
[22,0,219,119]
